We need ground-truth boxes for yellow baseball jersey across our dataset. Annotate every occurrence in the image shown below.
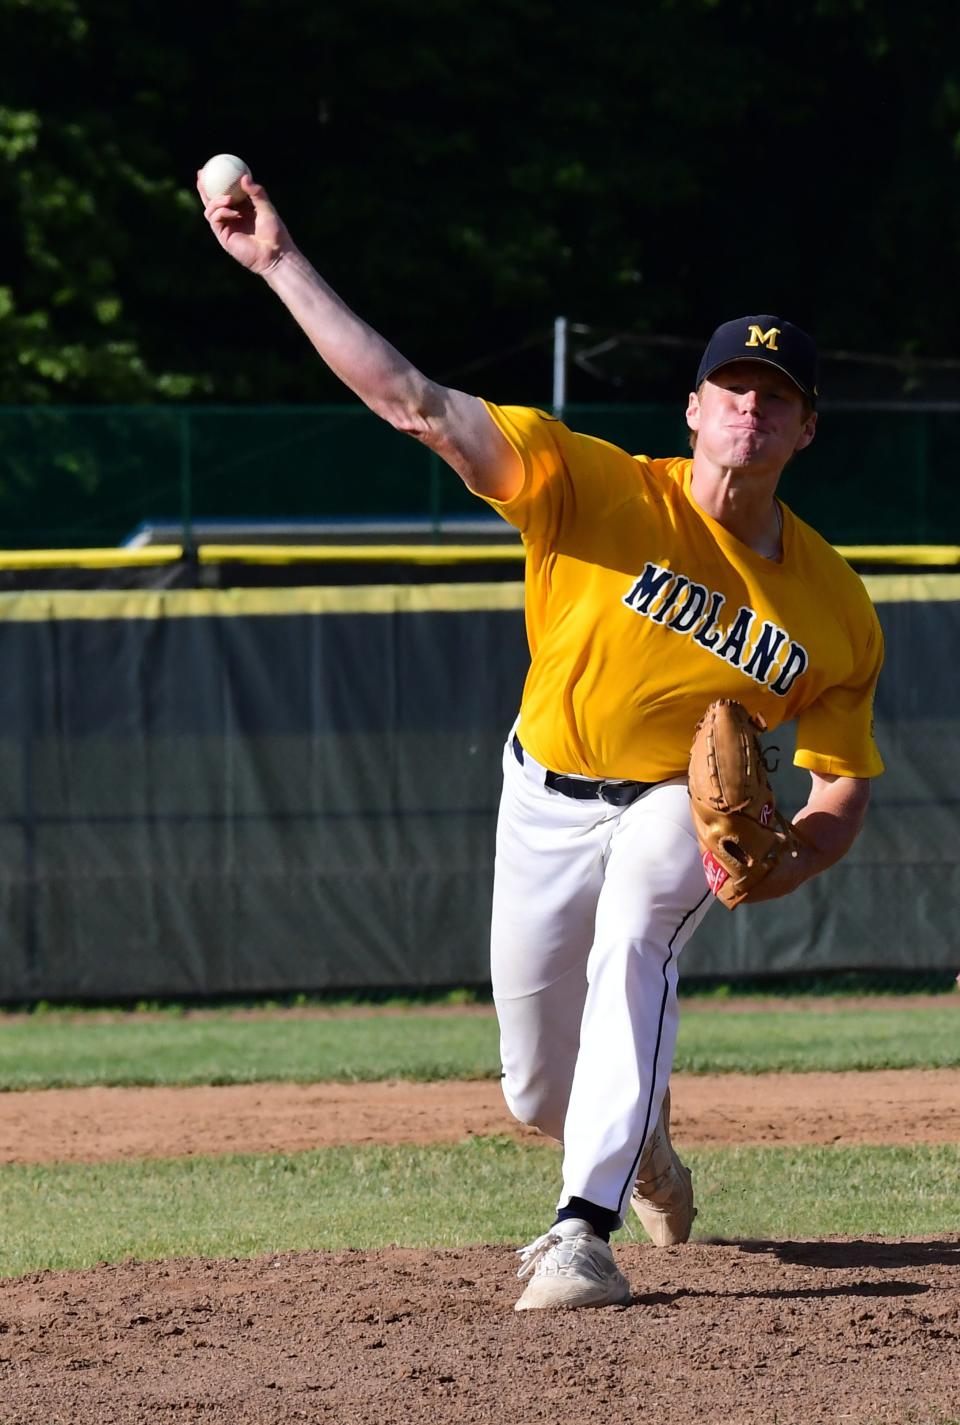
[480,403,885,783]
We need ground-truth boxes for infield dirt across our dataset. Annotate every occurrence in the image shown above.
[2,1067,960,1163]
[1,1068,959,1423]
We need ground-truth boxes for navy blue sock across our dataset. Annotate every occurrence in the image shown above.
[554,1197,620,1242]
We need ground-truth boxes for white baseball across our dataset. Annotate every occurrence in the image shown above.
[200,153,250,203]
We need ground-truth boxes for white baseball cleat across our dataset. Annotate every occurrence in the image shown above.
[630,1088,696,1246]
[514,1218,632,1311]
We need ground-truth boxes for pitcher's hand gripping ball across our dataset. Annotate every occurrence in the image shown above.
[688,699,803,909]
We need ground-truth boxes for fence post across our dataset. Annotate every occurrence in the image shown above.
[429,449,442,540]
[180,410,194,551]
[552,316,568,419]
[915,411,928,543]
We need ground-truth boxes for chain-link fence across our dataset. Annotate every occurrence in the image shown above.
[1,402,958,548]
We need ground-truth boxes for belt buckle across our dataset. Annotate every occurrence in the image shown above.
[598,781,636,807]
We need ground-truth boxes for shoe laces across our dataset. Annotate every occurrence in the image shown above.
[633,1130,679,1197]
[516,1229,563,1280]
[634,1161,676,1197]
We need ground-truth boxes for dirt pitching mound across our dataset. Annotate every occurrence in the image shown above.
[2,1238,958,1424]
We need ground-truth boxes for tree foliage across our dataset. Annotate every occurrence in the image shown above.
[1,0,959,404]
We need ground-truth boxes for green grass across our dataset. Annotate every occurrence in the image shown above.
[0,1014,502,1089]
[675,1004,960,1073]
[1,1140,957,1279]
[0,1001,958,1089]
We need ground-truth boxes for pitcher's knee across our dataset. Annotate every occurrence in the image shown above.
[501,1075,567,1141]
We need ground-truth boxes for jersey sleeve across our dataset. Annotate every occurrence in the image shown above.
[794,598,885,777]
[477,401,656,547]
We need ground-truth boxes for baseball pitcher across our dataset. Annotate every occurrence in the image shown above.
[199,172,884,1312]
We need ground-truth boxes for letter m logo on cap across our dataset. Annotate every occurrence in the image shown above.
[745,324,781,351]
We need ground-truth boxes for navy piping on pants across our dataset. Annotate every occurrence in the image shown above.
[615,887,712,1218]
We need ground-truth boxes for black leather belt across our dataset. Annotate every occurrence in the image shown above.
[512,733,656,808]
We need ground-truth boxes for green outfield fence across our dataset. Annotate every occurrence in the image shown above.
[0,556,957,1002]
[1,402,959,547]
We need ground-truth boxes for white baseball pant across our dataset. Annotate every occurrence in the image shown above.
[490,729,714,1222]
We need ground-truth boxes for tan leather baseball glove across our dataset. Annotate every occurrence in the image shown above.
[688,699,803,909]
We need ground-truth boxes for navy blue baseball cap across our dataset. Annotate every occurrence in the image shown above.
[696,315,818,405]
